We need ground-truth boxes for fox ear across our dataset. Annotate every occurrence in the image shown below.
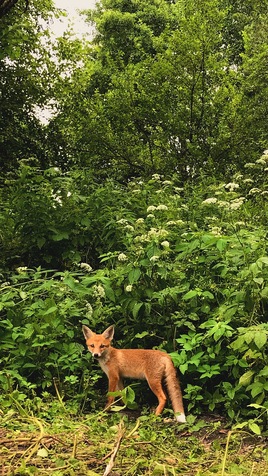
[102,325,114,341]
[82,325,94,340]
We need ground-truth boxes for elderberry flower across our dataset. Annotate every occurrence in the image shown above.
[162,180,173,186]
[225,182,239,192]
[93,284,105,298]
[202,198,217,205]
[156,204,168,211]
[16,267,27,273]
[125,225,134,232]
[85,302,93,318]
[118,253,128,262]
[150,255,160,263]
[230,197,245,209]
[248,188,261,195]
[256,159,266,165]
[210,226,222,236]
[80,262,93,272]
[117,218,128,225]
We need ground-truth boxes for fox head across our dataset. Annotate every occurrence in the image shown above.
[82,325,114,358]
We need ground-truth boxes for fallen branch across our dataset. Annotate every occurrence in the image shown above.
[103,420,125,476]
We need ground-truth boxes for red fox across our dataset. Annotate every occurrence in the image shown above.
[82,325,186,423]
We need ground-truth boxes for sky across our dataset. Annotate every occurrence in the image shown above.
[51,0,97,38]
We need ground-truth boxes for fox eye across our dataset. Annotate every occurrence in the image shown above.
[89,344,94,348]
[100,344,105,348]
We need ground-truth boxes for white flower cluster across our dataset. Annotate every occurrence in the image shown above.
[1,281,10,287]
[202,197,218,205]
[79,262,93,272]
[256,159,266,165]
[162,180,173,186]
[51,190,63,207]
[148,228,169,239]
[225,182,239,192]
[248,188,261,195]
[117,218,128,225]
[147,204,168,213]
[217,201,229,208]
[229,197,245,209]
[166,220,185,226]
[209,226,222,236]
[93,284,105,299]
[118,253,128,262]
[161,240,170,248]
[150,255,160,262]
[152,174,161,181]
[16,267,27,273]
[134,226,169,244]
[85,302,93,318]
[125,284,133,292]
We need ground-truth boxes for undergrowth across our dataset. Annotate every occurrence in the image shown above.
[0,399,267,476]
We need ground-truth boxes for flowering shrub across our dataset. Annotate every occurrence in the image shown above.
[0,156,268,427]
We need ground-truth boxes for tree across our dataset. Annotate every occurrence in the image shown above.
[0,0,61,172]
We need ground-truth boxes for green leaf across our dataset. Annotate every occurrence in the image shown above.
[128,268,141,284]
[260,287,268,299]
[248,403,265,409]
[103,285,115,302]
[183,290,198,300]
[258,257,268,265]
[239,370,255,386]
[51,231,69,241]
[251,382,264,398]
[37,237,46,249]
[43,306,57,315]
[248,422,261,435]
[254,331,267,349]
[132,302,143,318]
[258,366,268,377]
[253,277,264,285]
[202,291,214,300]
[216,238,228,251]
[135,331,150,339]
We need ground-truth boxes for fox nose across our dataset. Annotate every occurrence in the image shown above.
[93,353,101,358]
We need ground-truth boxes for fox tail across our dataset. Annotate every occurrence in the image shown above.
[165,359,186,423]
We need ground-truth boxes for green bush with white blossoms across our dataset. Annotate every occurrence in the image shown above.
[0,156,268,429]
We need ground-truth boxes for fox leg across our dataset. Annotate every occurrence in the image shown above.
[105,373,119,409]
[147,378,167,415]
[105,373,123,410]
[116,379,124,391]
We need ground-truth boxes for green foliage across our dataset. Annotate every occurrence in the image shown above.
[1,156,268,430]
[1,0,268,434]
[50,0,268,181]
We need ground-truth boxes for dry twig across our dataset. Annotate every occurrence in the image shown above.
[103,420,125,476]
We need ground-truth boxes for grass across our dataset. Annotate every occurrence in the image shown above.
[0,399,267,476]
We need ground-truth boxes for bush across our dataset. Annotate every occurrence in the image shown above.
[1,156,268,428]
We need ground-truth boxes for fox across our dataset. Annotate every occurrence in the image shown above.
[82,324,186,423]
